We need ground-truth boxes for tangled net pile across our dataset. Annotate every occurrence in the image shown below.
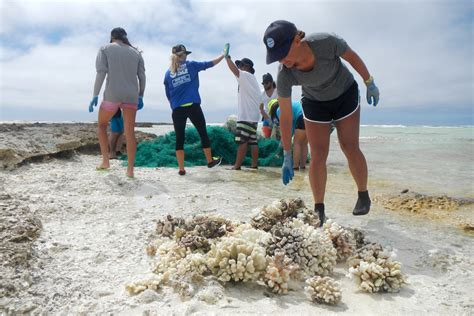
[126,198,408,306]
[129,125,283,168]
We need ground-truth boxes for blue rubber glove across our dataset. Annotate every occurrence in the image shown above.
[88,96,98,113]
[223,43,230,57]
[137,96,144,110]
[365,76,379,106]
[282,150,294,185]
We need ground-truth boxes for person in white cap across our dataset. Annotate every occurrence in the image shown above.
[263,20,380,225]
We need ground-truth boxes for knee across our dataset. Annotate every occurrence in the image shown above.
[310,147,328,163]
[98,122,108,131]
[339,142,360,156]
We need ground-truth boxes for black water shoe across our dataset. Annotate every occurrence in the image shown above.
[315,203,326,227]
[353,191,371,216]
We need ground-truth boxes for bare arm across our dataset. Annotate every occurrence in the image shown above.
[341,47,370,81]
[260,103,270,120]
[225,56,239,77]
[278,97,293,152]
[212,54,225,66]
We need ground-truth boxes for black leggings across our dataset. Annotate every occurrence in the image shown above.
[172,103,210,151]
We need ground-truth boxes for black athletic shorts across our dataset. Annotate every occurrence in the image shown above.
[301,81,359,123]
[295,114,305,130]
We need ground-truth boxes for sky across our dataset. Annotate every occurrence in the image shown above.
[0,0,473,125]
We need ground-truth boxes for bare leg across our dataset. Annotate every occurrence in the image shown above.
[294,129,308,169]
[122,108,137,178]
[233,143,247,169]
[109,133,120,158]
[203,148,213,163]
[115,133,124,153]
[98,108,117,169]
[250,145,258,168]
[335,107,368,191]
[301,138,308,169]
[176,150,185,172]
[304,120,332,203]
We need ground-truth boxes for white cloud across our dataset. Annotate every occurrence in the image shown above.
[0,0,472,122]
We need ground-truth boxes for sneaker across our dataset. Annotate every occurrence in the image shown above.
[207,157,222,168]
[178,170,186,176]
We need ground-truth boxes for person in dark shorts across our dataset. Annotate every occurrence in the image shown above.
[268,99,308,170]
[263,20,380,225]
[224,56,262,170]
[164,44,226,175]
[109,109,124,159]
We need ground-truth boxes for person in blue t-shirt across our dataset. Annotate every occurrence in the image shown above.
[268,99,308,170]
[163,44,226,176]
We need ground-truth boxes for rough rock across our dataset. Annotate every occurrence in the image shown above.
[0,123,156,170]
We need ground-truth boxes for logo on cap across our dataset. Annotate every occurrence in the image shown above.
[266,38,275,48]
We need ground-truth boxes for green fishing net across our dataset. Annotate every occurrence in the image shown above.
[128,126,283,168]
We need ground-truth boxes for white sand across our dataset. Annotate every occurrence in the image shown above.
[1,153,473,315]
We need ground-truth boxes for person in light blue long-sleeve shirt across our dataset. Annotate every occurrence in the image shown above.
[269,100,308,170]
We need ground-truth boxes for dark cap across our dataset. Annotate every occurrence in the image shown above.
[263,20,297,64]
[172,44,192,55]
[262,73,274,84]
[111,27,127,40]
[235,57,254,68]
[235,58,255,74]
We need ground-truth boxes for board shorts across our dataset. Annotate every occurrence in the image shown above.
[235,121,258,146]
[301,81,359,123]
[110,109,124,133]
[100,100,137,112]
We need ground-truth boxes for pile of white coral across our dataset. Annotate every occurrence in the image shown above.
[347,243,408,293]
[304,276,342,305]
[126,198,408,306]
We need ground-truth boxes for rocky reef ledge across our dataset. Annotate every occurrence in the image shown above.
[0,123,156,170]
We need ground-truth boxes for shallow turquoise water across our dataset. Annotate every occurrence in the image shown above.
[327,125,474,198]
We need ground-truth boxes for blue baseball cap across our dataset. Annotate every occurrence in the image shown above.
[263,20,297,64]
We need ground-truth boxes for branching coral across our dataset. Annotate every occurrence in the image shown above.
[323,220,356,262]
[152,239,189,274]
[125,272,170,295]
[251,198,318,232]
[155,215,186,237]
[183,215,235,239]
[266,220,337,277]
[206,236,267,282]
[304,276,342,305]
[261,250,299,294]
[347,243,408,293]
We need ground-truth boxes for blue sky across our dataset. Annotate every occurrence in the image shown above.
[0,0,473,125]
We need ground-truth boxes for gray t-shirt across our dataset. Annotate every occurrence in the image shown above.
[94,42,146,104]
[277,33,354,101]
